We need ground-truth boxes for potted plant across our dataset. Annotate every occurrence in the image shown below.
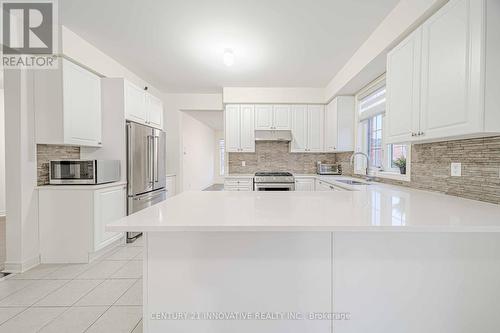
[394,156,407,175]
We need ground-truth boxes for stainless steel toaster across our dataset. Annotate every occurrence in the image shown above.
[316,163,342,175]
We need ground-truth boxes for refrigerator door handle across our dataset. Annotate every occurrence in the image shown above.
[154,136,159,183]
[147,135,154,185]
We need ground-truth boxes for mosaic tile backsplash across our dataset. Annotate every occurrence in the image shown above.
[228,141,336,174]
[37,144,81,185]
[229,137,500,205]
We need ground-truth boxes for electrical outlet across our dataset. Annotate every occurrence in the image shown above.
[451,162,461,177]
[242,161,246,167]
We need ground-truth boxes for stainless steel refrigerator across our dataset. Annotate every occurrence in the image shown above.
[126,121,167,242]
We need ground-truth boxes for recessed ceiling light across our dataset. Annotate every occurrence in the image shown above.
[223,48,234,67]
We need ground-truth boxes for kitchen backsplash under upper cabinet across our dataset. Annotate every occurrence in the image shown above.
[385,0,500,144]
[34,58,102,147]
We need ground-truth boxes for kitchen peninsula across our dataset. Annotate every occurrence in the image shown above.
[107,179,500,333]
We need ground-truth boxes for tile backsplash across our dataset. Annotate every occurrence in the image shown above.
[37,144,81,185]
[228,142,336,174]
[340,136,500,205]
[228,136,500,205]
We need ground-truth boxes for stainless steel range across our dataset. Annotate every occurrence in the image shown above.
[254,172,295,191]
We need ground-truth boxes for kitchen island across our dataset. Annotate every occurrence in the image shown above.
[107,181,500,333]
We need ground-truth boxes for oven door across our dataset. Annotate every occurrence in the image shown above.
[254,183,295,191]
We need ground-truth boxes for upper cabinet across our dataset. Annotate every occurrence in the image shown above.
[291,105,324,152]
[386,0,500,144]
[34,58,102,147]
[324,96,355,152]
[386,27,422,144]
[124,80,163,129]
[255,105,291,130]
[225,105,255,152]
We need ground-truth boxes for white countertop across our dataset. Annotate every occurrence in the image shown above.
[107,179,500,233]
[37,181,127,190]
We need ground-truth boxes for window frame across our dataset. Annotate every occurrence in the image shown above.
[353,75,411,182]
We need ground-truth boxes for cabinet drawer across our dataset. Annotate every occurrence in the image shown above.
[224,179,253,187]
[224,185,253,191]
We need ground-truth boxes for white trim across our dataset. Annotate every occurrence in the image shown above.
[3,255,40,274]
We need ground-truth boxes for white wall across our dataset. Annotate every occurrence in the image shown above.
[163,93,223,193]
[181,112,216,191]
[223,87,325,104]
[214,130,225,184]
[0,89,5,216]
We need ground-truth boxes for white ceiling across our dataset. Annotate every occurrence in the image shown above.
[60,0,399,93]
[183,111,224,131]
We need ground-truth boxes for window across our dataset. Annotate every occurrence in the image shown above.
[219,139,225,176]
[355,76,410,180]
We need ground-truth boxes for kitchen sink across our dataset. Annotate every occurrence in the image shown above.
[335,179,370,186]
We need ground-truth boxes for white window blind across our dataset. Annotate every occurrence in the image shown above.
[359,86,386,121]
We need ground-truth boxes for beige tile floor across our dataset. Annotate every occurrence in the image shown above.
[0,236,144,333]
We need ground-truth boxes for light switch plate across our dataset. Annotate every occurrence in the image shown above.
[242,161,246,167]
[451,163,461,177]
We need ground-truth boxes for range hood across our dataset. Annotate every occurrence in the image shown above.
[254,130,292,142]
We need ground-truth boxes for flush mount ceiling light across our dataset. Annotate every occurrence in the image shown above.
[223,48,234,67]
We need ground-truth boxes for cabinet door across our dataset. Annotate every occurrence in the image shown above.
[225,105,241,152]
[324,100,338,152]
[94,185,126,251]
[290,105,308,152]
[336,96,355,152]
[307,105,325,152]
[147,94,164,129]
[420,0,478,140]
[295,178,315,191]
[240,105,255,152]
[125,81,147,123]
[273,105,291,130]
[254,105,273,130]
[62,59,102,146]
[386,27,422,143]
[315,180,330,191]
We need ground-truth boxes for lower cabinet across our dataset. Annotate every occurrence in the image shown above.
[39,183,126,263]
[166,175,177,198]
[315,179,344,191]
[294,178,315,191]
[224,177,254,191]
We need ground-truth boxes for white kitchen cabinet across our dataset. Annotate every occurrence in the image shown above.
[124,80,163,129]
[39,183,126,263]
[34,58,102,147]
[324,96,355,152]
[166,175,177,198]
[94,185,126,251]
[307,105,324,152]
[294,177,315,191]
[147,94,164,129]
[386,27,422,144]
[315,179,343,191]
[273,105,291,129]
[224,105,255,152]
[385,0,500,144]
[291,105,324,152]
[290,105,308,152]
[255,105,274,130]
[254,105,290,130]
[224,177,254,191]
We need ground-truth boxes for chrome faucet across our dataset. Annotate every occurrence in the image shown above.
[349,152,373,181]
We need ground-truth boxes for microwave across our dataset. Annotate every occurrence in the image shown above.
[316,163,342,175]
[49,160,120,185]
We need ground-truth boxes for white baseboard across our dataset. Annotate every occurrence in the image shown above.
[3,255,40,273]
